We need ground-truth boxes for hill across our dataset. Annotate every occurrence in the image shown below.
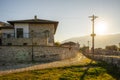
[62,34,120,48]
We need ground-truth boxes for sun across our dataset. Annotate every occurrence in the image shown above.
[95,21,107,35]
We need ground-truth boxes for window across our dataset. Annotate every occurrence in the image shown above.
[7,34,11,38]
[23,43,27,45]
[16,28,23,38]
[7,43,12,46]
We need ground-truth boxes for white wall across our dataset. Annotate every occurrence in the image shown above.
[14,23,29,38]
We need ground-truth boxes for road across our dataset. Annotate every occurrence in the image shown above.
[0,53,88,75]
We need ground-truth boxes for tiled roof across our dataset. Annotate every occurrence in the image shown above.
[8,19,58,23]
[0,21,6,27]
[0,21,5,24]
[0,21,13,29]
[7,18,59,34]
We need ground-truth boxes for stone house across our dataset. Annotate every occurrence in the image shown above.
[0,16,58,46]
[0,21,13,45]
[0,17,79,63]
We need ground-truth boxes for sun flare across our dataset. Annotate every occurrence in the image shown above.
[95,21,108,35]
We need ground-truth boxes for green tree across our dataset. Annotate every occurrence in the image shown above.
[105,45,118,51]
[54,42,61,46]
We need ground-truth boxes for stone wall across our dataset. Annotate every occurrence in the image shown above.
[83,53,120,68]
[94,49,120,55]
[2,38,47,46]
[29,24,55,45]
[0,46,78,63]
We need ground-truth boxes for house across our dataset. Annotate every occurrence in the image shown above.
[0,16,59,46]
[0,21,10,27]
[0,21,13,45]
[61,42,80,48]
[0,17,79,63]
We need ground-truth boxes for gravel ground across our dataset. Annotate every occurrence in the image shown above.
[0,53,87,75]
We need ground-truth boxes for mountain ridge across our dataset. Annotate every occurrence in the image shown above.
[62,34,120,48]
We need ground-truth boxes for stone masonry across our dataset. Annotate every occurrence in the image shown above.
[2,24,55,46]
[2,38,47,46]
[0,46,79,63]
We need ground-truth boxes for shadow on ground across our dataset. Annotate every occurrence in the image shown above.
[0,61,53,71]
[79,60,93,80]
[78,60,120,80]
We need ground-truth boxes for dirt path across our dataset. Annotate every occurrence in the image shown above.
[0,53,88,75]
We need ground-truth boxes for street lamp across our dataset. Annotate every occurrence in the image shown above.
[89,14,98,55]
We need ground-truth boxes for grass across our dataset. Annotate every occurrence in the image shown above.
[0,60,120,80]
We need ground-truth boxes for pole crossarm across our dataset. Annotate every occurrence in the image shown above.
[89,15,98,21]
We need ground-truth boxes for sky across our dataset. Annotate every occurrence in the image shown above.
[0,0,120,42]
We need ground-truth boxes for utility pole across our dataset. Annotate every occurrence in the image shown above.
[31,30,34,61]
[88,41,90,51]
[89,15,98,55]
[119,43,120,51]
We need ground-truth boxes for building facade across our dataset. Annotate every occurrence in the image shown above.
[0,16,79,63]
[0,16,58,46]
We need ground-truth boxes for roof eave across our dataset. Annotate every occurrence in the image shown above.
[8,21,59,34]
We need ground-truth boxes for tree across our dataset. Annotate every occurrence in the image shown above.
[105,45,118,51]
[79,46,89,53]
[54,42,61,46]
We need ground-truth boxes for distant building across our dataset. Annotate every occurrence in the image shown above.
[0,16,58,46]
[61,41,80,48]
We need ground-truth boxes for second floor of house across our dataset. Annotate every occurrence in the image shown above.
[0,16,59,39]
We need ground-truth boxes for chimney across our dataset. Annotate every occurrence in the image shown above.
[34,15,37,20]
